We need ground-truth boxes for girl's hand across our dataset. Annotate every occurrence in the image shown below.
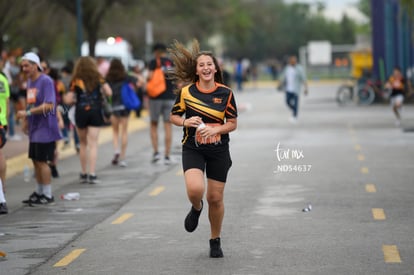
[185,116,203,128]
[197,125,218,138]
[16,110,27,119]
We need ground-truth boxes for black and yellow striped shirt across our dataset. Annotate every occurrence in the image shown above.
[171,82,237,146]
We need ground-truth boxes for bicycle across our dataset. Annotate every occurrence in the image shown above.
[336,78,391,105]
[356,78,391,105]
[336,78,355,106]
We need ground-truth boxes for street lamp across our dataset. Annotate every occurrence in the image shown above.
[76,0,83,57]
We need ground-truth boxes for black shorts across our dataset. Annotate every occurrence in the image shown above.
[29,142,56,162]
[112,109,130,118]
[182,144,232,182]
[75,108,104,129]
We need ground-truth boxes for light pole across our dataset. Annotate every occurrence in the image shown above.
[76,0,83,57]
[145,21,153,62]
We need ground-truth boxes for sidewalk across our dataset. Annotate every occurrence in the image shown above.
[3,113,148,180]
[3,124,29,176]
[2,112,148,217]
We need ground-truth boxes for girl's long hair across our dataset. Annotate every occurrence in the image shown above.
[106,58,127,83]
[168,39,224,93]
[71,56,102,92]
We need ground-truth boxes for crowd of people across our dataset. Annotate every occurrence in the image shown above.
[0,49,148,212]
[2,42,412,259]
[0,41,242,258]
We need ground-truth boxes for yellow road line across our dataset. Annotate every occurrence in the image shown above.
[357,154,365,161]
[149,186,165,196]
[365,184,377,193]
[111,213,134,224]
[372,208,386,220]
[53,248,86,267]
[360,167,369,174]
[354,144,361,151]
[5,154,34,180]
[382,245,402,263]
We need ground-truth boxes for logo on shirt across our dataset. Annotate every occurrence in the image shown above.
[212,97,222,104]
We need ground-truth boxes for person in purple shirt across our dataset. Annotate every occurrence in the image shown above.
[16,52,61,205]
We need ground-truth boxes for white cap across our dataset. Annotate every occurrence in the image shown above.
[21,52,43,71]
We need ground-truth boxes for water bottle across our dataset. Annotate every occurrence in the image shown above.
[60,192,80,201]
[302,203,312,212]
[197,122,206,129]
[23,165,30,182]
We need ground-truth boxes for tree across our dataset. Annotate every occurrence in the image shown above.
[338,14,356,44]
[400,0,414,19]
[0,0,29,53]
[50,0,136,57]
[357,0,370,18]
[0,0,363,64]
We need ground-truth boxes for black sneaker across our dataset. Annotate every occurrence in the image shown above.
[209,237,224,258]
[0,203,8,214]
[184,200,203,232]
[164,156,171,165]
[152,152,160,163]
[112,153,120,165]
[22,192,41,204]
[30,194,55,206]
[80,173,88,184]
[88,174,100,184]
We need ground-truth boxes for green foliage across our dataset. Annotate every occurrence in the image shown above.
[1,0,364,63]
[400,0,414,18]
[355,0,371,35]
[357,0,370,18]
[339,15,356,44]
[222,1,357,60]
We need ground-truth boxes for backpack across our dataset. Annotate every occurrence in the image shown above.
[146,58,166,98]
[121,81,141,110]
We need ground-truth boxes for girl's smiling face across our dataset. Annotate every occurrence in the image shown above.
[196,54,217,83]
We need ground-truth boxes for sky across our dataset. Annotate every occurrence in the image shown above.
[285,0,368,23]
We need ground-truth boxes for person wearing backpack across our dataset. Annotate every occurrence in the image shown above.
[147,43,175,164]
[106,58,139,167]
[64,56,112,184]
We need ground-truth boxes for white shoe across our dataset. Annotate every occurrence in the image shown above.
[164,156,172,165]
[152,152,161,163]
[8,134,22,141]
[395,119,401,127]
[289,116,298,124]
[119,160,127,167]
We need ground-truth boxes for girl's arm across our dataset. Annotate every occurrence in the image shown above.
[63,91,76,105]
[170,114,203,128]
[198,118,237,137]
[102,82,112,97]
